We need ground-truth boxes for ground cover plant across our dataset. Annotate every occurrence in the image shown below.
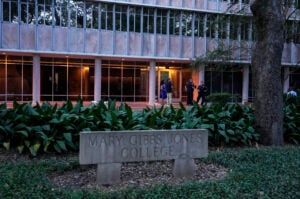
[0,146,299,198]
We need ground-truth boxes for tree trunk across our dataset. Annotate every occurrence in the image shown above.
[250,1,285,145]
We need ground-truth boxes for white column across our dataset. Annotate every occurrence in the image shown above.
[242,65,249,104]
[94,58,102,102]
[283,67,290,93]
[198,65,205,84]
[32,55,40,104]
[149,61,156,105]
[291,43,296,64]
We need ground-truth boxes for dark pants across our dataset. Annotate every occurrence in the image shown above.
[197,93,206,105]
[187,90,193,105]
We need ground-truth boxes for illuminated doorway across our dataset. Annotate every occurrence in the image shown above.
[157,67,181,103]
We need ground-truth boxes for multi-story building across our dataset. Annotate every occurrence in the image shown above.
[0,0,299,105]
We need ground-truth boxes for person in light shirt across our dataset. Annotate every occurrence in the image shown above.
[287,87,297,97]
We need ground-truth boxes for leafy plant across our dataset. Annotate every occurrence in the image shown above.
[283,94,300,145]
[206,93,232,105]
[3,95,300,156]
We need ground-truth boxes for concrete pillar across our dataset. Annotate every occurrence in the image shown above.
[32,55,40,104]
[198,65,205,84]
[291,44,296,64]
[149,61,156,105]
[242,65,249,104]
[94,58,102,102]
[283,67,290,93]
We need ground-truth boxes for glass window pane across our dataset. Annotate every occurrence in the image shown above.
[101,67,109,99]
[195,13,204,37]
[207,14,216,38]
[23,64,32,96]
[41,64,53,101]
[53,66,67,101]
[7,64,22,100]
[85,3,98,29]
[110,67,121,100]
[182,12,192,36]
[129,7,141,32]
[143,8,154,33]
[170,10,180,35]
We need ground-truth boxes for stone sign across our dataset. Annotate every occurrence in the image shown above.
[79,129,208,185]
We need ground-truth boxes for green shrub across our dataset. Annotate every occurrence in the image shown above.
[283,94,300,145]
[2,95,300,156]
[206,93,232,105]
[139,103,259,147]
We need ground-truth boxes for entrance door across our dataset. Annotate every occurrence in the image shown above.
[157,69,181,102]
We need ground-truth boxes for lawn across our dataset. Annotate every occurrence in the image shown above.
[0,146,299,199]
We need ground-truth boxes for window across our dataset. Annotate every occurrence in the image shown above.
[0,56,33,101]
[294,21,300,43]
[86,3,98,29]
[194,13,204,37]
[169,10,180,35]
[217,15,227,39]
[295,0,300,9]
[129,6,141,33]
[206,14,217,38]
[284,20,300,44]
[115,5,127,32]
[3,0,18,23]
[156,8,167,34]
[20,0,35,24]
[55,0,68,27]
[242,0,250,4]
[182,12,193,36]
[38,0,53,25]
[143,7,154,33]
[240,17,250,41]
[229,16,239,40]
[101,3,113,30]
[285,20,293,43]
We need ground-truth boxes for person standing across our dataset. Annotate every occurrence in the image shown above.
[186,78,195,105]
[166,78,173,105]
[160,79,167,105]
[287,87,297,97]
[197,81,208,106]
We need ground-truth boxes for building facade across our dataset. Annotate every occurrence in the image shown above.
[0,0,300,105]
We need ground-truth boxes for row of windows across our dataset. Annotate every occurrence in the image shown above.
[1,0,253,41]
[209,0,249,3]
[2,0,300,43]
[286,20,300,43]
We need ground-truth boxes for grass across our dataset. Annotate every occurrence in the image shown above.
[0,146,299,199]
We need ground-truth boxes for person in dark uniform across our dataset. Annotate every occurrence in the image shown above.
[186,78,195,105]
[197,81,208,106]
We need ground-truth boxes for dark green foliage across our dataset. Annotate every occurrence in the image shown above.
[139,103,258,147]
[0,99,148,155]
[1,96,300,156]
[283,94,300,145]
[198,103,258,147]
[206,93,232,105]
[0,146,299,198]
